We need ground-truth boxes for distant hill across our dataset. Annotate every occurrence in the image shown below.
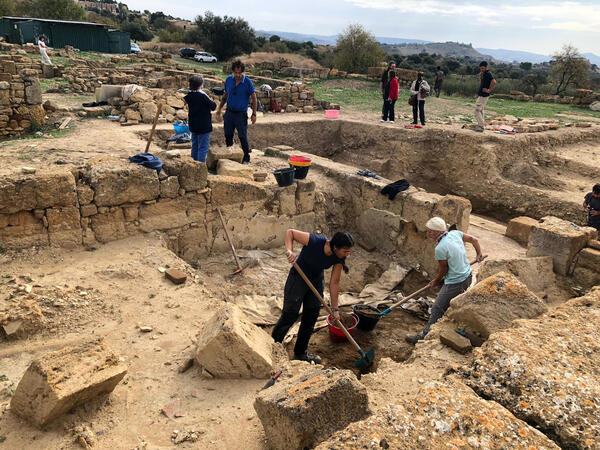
[382,42,493,60]
[582,53,600,66]
[476,48,550,63]
[256,30,430,46]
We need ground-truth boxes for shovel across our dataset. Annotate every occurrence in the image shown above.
[217,207,244,276]
[292,262,375,370]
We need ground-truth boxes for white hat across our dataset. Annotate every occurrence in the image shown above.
[425,217,447,232]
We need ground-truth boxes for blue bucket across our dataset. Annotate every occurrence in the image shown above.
[173,121,189,134]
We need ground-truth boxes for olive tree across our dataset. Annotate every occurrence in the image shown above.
[334,24,386,73]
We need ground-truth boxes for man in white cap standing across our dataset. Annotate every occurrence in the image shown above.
[405,217,484,344]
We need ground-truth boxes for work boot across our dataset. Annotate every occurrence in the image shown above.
[294,352,322,364]
[405,333,423,345]
[242,154,250,164]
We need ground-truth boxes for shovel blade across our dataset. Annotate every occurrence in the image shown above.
[353,347,375,369]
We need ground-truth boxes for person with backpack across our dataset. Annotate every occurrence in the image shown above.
[381,70,399,123]
[410,72,430,126]
[184,75,217,163]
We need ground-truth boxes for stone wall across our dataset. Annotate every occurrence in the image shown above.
[0,54,45,137]
[367,66,418,87]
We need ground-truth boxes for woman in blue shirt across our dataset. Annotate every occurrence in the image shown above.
[272,229,354,364]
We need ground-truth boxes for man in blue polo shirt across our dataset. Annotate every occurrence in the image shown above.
[216,60,257,164]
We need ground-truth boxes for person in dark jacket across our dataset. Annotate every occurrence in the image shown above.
[272,229,355,364]
[583,183,600,232]
[410,72,430,126]
[381,70,399,123]
[184,75,216,162]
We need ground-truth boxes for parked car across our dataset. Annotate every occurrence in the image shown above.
[179,47,197,59]
[130,42,141,54]
[194,52,218,63]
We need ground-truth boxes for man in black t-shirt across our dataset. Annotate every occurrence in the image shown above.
[474,61,496,132]
[434,66,445,97]
[583,184,600,231]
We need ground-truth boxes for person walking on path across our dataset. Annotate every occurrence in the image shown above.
[405,217,484,344]
[381,70,399,123]
[38,36,53,66]
[272,229,355,364]
[434,66,445,97]
[474,61,496,132]
[410,72,430,126]
[216,60,257,164]
[583,183,600,232]
[184,75,216,163]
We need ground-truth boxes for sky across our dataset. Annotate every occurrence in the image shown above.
[123,0,600,55]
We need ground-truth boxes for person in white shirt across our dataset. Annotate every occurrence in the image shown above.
[38,36,53,66]
[409,72,430,126]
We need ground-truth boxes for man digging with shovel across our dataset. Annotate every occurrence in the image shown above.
[405,217,484,345]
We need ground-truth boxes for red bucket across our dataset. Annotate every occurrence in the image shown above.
[326,313,359,343]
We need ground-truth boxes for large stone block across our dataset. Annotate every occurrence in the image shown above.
[478,256,555,294]
[276,184,297,216]
[160,176,179,198]
[87,158,159,207]
[10,340,127,428]
[432,194,471,232]
[195,304,273,378]
[206,145,244,169]
[572,248,600,290]
[159,153,207,191]
[527,216,595,275]
[318,379,558,450]
[0,211,47,248]
[25,80,42,105]
[458,288,600,450]
[208,176,267,207]
[255,367,371,450]
[46,206,82,248]
[216,159,254,180]
[295,180,315,214]
[139,101,158,123]
[139,199,189,232]
[90,208,127,243]
[402,191,442,232]
[446,272,547,340]
[505,216,539,245]
[356,208,402,253]
[0,168,76,214]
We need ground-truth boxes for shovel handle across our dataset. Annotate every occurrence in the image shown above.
[292,262,363,354]
[217,207,243,271]
[144,102,162,153]
[381,255,488,316]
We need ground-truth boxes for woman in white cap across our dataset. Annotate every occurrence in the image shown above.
[406,217,483,344]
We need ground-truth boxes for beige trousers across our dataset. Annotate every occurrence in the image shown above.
[40,48,52,66]
[475,95,488,127]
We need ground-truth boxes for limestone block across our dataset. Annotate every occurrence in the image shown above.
[162,104,175,115]
[295,180,315,214]
[139,101,158,123]
[175,109,187,120]
[506,216,539,245]
[80,204,97,217]
[122,205,138,222]
[0,211,47,248]
[129,89,153,103]
[402,191,442,232]
[440,327,472,354]
[87,158,159,207]
[183,193,207,223]
[277,184,297,216]
[458,288,600,449]
[432,195,471,232]
[160,176,180,198]
[195,304,273,378]
[90,208,127,243]
[318,379,558,450]
[139,199,188,232]
[25,81,42,105]
[216,159,254,180]
[572,248,600,290]
[46,206,82,248]
[0,167,76,214]
[205,145,244,169]
[166,95,184,109]
[478,256,555,294]
[125,108,141,122]
[159,153,207,191]
[446,272,547,340]
[255,367,371,449]
[356,208,402,253]
[527,216,593,275]
[208,176,267,207]
[10,340,127,428]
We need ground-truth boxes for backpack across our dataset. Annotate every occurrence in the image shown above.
[269,98,281,113]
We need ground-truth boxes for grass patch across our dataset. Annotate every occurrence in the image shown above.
[40,79,69,93]
[0,127,73,148]
[311,79,384,112]
[172,56,227,79]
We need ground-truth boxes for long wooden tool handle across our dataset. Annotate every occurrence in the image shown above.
[144,102,162,153]
[217,208,243,269]
[292,262,363,354]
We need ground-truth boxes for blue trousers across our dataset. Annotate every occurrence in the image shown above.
[223,110,250,160]
[191,132,210,162]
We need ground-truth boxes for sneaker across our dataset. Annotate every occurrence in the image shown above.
[389,120,395,123]
[294,352,322,364]
[405,334,422,345]
[380,119,386,122]
[474,126,484,133]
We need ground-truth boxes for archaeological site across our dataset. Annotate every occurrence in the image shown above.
[0,41,599,450]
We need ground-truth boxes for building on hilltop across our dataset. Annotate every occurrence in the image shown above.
[0,16,131,54]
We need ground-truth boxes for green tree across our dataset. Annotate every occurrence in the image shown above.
[549,44,590,95]
[269,34,280,42]
[520,62,532,71]
[121,21,153,41]
[185,11,254,61]
[334,24,386,73]
[522,69,548,96]
[32,0,86,20]
[0,0,15,16]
